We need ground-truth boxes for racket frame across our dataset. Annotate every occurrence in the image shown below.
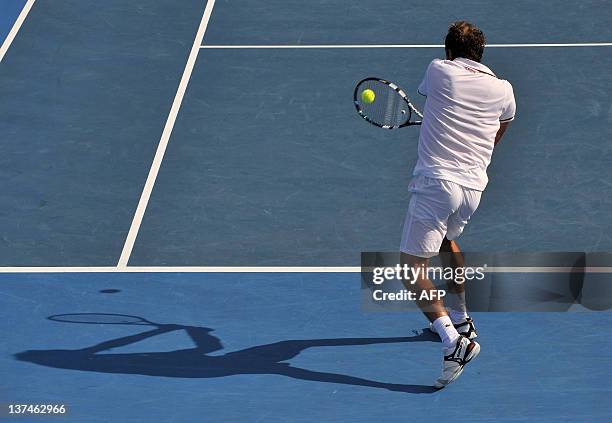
[354,77,424,129]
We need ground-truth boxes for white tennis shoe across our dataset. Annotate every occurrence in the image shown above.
[434,335,480,389]
[429,316,478,340]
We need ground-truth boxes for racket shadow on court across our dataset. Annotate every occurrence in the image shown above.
[14,313,438,394]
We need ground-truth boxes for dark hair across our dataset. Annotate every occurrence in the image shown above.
[445,21,485,62]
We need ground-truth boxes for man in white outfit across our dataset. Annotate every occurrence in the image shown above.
[399,21,516,388]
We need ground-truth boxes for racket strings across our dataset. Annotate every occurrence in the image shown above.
[356,80,411,128]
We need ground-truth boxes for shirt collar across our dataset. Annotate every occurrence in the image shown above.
[454,57,496,77]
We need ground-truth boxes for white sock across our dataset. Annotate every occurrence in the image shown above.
[432,315,460,349]
[449,309,468,324]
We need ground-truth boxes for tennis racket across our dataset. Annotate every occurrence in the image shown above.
[354,77,423,129]
[48,313,160,326]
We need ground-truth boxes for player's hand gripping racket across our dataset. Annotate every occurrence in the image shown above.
[354,77,423,129]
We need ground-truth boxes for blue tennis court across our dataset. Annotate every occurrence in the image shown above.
[1,0,611,421]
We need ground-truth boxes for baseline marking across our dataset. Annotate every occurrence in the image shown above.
[118,0,217,268]
[0,267,611,273]
[0,0,37,63]
[201,43,612,49]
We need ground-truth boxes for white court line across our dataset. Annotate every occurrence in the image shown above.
[0,266,611,273]
[117,0,217,268]
[201,43,612,49]
[0,267,359,273]
[0,0,37,63]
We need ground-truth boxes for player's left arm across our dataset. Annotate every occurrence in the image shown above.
[495,81,516,146]
[494,121,511,146]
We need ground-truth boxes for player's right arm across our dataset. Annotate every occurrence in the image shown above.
[417,60,439,97]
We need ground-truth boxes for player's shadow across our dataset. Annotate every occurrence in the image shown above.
[14,315,440,394]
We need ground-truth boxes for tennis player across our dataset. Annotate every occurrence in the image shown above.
[400,21,516,388]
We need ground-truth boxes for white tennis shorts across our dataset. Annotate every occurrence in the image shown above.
[400,175,482,258]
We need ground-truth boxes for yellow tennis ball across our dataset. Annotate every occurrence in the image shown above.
[361,89,375,104]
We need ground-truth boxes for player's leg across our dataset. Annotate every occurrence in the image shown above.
[441,185,483,336]
[440,237,465,315]
[399,252,446,322]
[437,237,477,339]
[399,250,480,388]
[399,177,480,388]
[399,251,460,351]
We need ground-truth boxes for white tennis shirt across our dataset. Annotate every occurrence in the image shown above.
[414,57,516,191]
